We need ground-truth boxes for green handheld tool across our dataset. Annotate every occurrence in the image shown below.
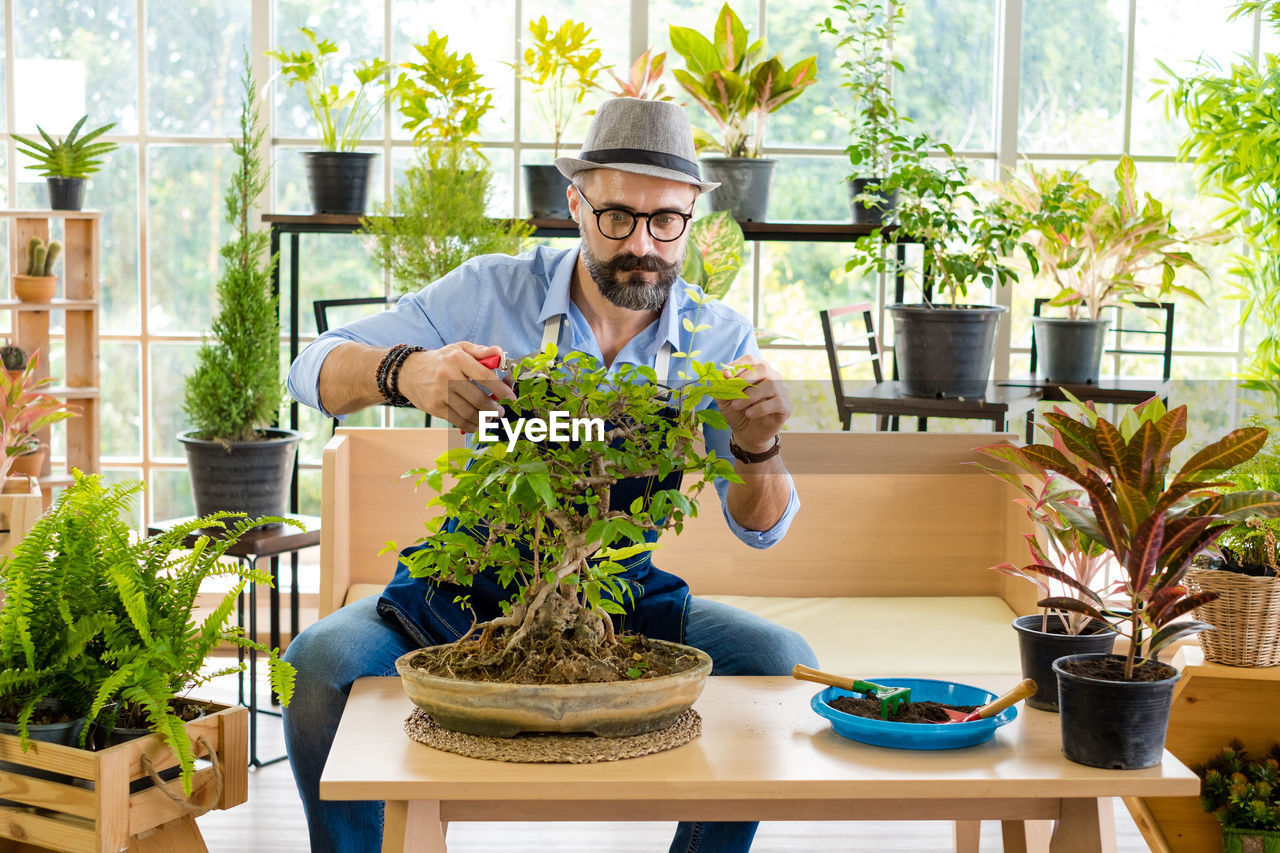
[792,664,912,719]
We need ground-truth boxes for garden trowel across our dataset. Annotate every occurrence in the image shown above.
[938,678,1037,724]
[791,664,912,720]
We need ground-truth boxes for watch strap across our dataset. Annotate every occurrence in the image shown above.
[729,434,781,464]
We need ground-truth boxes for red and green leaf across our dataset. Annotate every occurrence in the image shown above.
[1175,426,1267,482]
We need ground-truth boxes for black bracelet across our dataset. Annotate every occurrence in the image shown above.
[374,345,403,404]
[385,345,424,407]
[729,434,781,464]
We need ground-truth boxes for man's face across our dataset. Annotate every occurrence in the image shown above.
[569,170,697,312]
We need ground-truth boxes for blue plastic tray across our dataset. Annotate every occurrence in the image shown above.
[810,678,1017,750]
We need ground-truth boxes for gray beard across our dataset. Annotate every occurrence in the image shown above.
[579,233,682,312]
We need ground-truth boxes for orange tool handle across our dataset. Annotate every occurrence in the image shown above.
[962,678,1037,722]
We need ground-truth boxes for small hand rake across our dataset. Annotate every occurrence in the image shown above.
[792,664,912,719]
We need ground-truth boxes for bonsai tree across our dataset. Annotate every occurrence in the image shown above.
[267,28,402,151]
[363,32,532,294]
[1195,740,1280,843]
[517,17,608,158]
[604,48,673,101]
[11,115,117,179]
[0,472,296,794]
[396,334,748,681]
[183,62,282,443]
[669,3,819,158]
[989,157,1227,321]
[1010,397,1280,679]
[0,350,76,482]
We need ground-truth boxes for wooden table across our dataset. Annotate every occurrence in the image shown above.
[320,675,1199,853]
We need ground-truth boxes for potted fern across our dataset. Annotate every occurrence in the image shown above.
[180,60,299,522]
[1195,741,1280,853]
[0,471,296,796]
[362,31,532,293]
[516,16,608,218]
[669,3,818,221]
[10,114,117,210]
[267,28,402,215]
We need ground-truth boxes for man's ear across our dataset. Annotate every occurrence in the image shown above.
[566,183,581,224]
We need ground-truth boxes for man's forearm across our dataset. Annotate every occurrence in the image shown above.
[726,454,791,531]
[317,342,390,416]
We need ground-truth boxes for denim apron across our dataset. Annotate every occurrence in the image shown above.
[377,316,692,648]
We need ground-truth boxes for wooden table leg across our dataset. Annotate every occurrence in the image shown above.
[1002,819,1053,853]
[1049,798,1118,853]
[953,819,981,852]
[383,800,447,853]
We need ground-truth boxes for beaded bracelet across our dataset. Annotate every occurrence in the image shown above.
[385,344,424,407]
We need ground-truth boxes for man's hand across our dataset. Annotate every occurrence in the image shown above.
[398,342,517,432]
[715,356,791,453]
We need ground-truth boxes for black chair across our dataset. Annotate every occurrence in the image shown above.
[1022,299,1174,442]
[312,295,431,428]
[820,303,1040,433]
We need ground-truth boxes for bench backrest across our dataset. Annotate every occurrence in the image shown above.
[320,428,1037,617]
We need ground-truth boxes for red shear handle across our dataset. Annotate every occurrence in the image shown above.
[477,354,501,370]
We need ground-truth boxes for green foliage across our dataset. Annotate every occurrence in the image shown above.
[820,0,916,181]
[847,143,1023,306]
[360,149,533,295]
[669,3,819,158]
[1197,741,1280,832]
[1215,417,1280,572]
[11,115,118,179]
[0,345,27,372]
[0,350,76,480]
[1159,14,1280,413]
[184,58,283,443]
[267,27,402,151]
[393,323,748,665]
[996,396,1280,678]
[989,157,1228,321]
[605,48,673,101]
[517,17,608,157]
[397,32,495,155]
[0,472,296,794]
[681,210,745,299]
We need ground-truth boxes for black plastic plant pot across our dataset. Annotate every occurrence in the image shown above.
[1053,653,1180,770]
[888,303,1006,399]
[522,164,572,219]
[304,151,376,215]
[47,177,86,211]
[700,157,776,222]
[1012,615,1117,712]
[847,177,898,225]
[178,427,301,527]
[1032,317,1109,383]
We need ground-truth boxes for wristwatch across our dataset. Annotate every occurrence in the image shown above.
[729,434,781,464]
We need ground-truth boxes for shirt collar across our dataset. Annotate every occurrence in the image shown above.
[538,246,683,355]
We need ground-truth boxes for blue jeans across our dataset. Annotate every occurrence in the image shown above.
[282,594,818,853]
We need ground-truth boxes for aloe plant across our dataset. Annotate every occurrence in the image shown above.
[999,397,1280,679]
[669,3,819,158]
[11,115,117,179]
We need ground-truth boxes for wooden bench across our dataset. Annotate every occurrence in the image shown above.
[321,428,1038,675]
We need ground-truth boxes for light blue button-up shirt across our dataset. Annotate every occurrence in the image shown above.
[288,245,799,548]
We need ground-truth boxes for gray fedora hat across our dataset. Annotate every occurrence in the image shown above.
[555,98,719,194]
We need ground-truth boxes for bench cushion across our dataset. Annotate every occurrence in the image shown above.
[345,584,1020,675]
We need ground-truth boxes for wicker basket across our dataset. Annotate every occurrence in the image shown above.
[1185,563,1280,668]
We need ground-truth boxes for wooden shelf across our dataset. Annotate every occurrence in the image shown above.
[3,209,100,506]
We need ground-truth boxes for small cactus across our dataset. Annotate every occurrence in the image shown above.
[42,241,62,276]
[21,237,61,276]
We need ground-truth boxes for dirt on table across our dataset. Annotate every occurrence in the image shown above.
[829,695,979,724]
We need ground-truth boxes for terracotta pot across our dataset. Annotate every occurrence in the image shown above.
[9,445,45,477]
[12,274,57,304]
[396,640,713,737]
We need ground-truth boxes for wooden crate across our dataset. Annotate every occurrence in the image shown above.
[0,477,43,558]
[0,702,247,853]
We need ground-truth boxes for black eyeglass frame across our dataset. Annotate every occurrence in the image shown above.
[575,187,695,243]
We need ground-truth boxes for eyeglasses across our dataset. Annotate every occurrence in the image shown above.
[576,188,694,243]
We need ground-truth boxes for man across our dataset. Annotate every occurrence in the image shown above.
[283,97,817,853]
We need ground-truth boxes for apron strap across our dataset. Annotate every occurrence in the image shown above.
[541,315,562,350]
[541,315,673,385]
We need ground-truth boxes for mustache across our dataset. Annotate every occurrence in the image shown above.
[605,253,672,272]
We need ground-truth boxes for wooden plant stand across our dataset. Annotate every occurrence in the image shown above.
[0,702,247,853]
[0,477,42,558]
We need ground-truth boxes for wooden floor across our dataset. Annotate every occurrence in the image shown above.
[192,669,1158,853]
